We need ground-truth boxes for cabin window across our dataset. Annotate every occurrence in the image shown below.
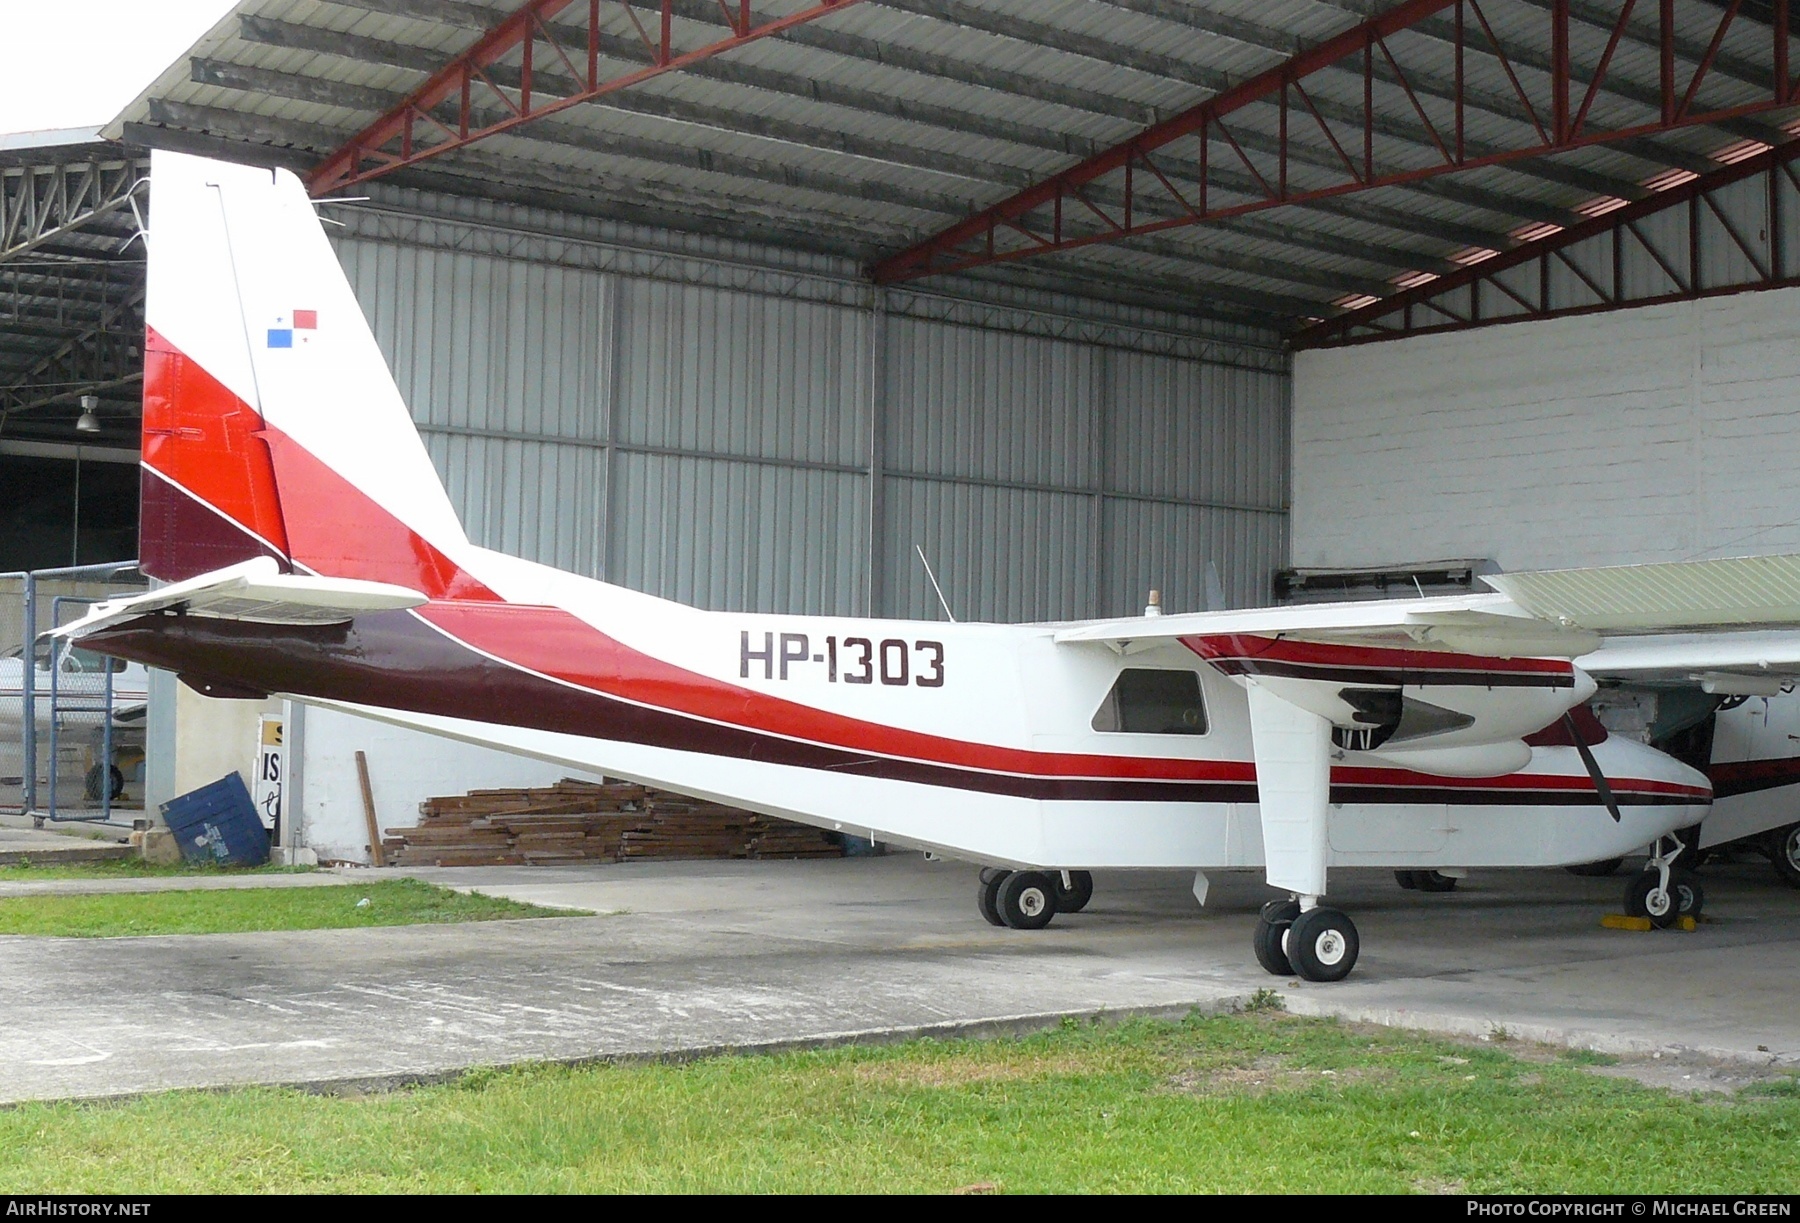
[1092,669,1208,735]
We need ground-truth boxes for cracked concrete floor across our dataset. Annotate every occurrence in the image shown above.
[0,854,1795,1103]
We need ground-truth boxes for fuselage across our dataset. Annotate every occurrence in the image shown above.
[86,540,1711,873]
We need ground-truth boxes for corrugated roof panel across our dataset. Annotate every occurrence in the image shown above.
[102,0,1797,331]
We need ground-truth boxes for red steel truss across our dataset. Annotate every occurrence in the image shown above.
[307,0,859,194]
[874,0,1800,284]
[1292,131,1800,346]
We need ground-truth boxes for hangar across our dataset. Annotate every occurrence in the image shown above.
[2,0,1797,862]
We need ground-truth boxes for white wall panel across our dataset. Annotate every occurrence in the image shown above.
[1293,286,1800,573]
[1104,500,1291,618]
[882,479,1093,624]
[885,318,1093,487]
[616,278,866,466]
[422,433,607,577]
[338,238,608,441]
[1106,352,1289,510]
[609,453,866,615]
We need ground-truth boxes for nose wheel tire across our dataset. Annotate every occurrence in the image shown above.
[1624,869,1699,928]
[1053,870,1094,914]
[1286,907,1361,982]
[1252,900,1301,976]
[996,871,1058,930]
[977,870,1010,927]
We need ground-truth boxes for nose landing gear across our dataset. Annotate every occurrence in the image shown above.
[1623,837,1705,928]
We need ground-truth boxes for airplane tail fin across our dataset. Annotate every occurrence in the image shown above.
[140,151,487,599]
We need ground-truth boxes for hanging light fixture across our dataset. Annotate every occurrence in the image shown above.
[75,393,101,434]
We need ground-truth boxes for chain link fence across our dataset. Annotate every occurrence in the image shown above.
[0,563,149,823]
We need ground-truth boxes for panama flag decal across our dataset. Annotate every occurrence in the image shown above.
[266,309,318,348]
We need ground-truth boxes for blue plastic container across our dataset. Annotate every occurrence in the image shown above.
[160,773,270,866]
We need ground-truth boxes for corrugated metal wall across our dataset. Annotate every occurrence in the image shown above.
[334,197,1290,621]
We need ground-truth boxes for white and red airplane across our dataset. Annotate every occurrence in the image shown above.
[58,152,1800,980]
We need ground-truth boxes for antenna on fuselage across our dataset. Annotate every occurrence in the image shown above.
[915,545,957,623]
[1203,561,1226,612]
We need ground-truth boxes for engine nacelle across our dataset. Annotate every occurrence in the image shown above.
[1184,633,1597,768]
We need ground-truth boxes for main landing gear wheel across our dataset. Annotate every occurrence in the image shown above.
[1769,824,1800,889]
[977,869,1010,927]
[1053,871,1094,914]
[996,871,1057,930]
[1565,858,1625,878]
[1394,870,1418,890]
[1416,871,1458,892]
[1286,907,1360,982]
[1253,900,1300,976]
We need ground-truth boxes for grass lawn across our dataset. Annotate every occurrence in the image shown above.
[0,1013,1795,1194]
[0,877,573,936]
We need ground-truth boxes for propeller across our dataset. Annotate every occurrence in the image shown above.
[1563,711,1621,822]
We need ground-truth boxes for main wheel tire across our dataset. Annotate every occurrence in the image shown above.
[1624,870,1681,929]
[1053,870,1094,914]
[1769,824,1800,889]
[1671,870,1705,919]
[1286,907,1361,982]
[1414,870,1458,893]
[1566,858,1625,878]
[976,871,1010,927]
[1253,900,1300,976]
[996,870,1057,930]
[1394,870,1419,890]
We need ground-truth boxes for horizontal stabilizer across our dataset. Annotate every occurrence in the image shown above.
[53,558,427,642]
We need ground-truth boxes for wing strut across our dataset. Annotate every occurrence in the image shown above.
[1245,680,1332,899]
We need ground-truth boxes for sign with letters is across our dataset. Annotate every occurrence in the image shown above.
[253,715,283,833]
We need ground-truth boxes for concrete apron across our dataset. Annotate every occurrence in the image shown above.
[0,817,134,867]
[0,855,1794,1104]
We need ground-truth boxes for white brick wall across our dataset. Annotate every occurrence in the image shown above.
[1292,287,1800,573]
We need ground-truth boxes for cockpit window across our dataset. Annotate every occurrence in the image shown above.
[1092,669,1208,735]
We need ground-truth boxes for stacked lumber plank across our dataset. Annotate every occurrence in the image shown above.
[383,778,844,867]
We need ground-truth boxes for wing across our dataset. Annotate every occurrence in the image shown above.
[1052,591,1601,658]
[54,557,427,642]
[1056,552,1800,658]
[1056,554,1800,894]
